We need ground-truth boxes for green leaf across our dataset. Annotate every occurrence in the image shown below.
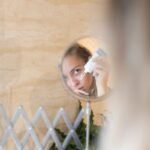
[49,101,102,150]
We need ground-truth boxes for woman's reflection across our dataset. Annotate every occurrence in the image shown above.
[61,43,109,97]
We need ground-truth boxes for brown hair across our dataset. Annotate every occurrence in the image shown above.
[62,43,92,63]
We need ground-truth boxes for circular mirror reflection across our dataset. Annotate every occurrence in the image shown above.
[59,37,111,102]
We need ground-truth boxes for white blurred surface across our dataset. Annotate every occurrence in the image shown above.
[99,0,150,150]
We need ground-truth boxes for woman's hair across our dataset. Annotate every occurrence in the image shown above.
[62,43,92,63]
[61,43,97,97]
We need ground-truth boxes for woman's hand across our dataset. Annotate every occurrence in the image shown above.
[74,89,90,96]
[92,56,110,97]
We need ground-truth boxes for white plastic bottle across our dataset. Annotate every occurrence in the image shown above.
[80,49,107,81]
[84,48,107,74]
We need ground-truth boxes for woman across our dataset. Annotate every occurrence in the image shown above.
[60,43,109,97]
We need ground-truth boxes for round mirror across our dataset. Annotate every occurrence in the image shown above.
[59,37,111,102]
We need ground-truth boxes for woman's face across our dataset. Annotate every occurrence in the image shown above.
[62,55,93,95]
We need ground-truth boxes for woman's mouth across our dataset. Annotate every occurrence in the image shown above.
[78,87,84,90]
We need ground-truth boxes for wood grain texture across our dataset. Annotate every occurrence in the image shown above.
[0,0,108,149]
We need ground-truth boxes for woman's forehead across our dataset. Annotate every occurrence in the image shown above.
[62,55,85,74]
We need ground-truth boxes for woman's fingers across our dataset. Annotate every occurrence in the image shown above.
[92,57,109,67]
[92,56,109,77]
[74,89,89,96]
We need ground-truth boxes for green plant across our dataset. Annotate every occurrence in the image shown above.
[49,103,101,150]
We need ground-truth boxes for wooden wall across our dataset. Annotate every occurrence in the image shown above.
[0,0,109,149]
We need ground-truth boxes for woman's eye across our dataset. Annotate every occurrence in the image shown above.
[74,68,81,74]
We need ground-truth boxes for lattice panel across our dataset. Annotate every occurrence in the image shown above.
[0,104,85,150]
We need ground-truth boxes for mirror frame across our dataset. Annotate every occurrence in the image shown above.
[58,36,112,102]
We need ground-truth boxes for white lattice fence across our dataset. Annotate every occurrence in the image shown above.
[0,104,86,150]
